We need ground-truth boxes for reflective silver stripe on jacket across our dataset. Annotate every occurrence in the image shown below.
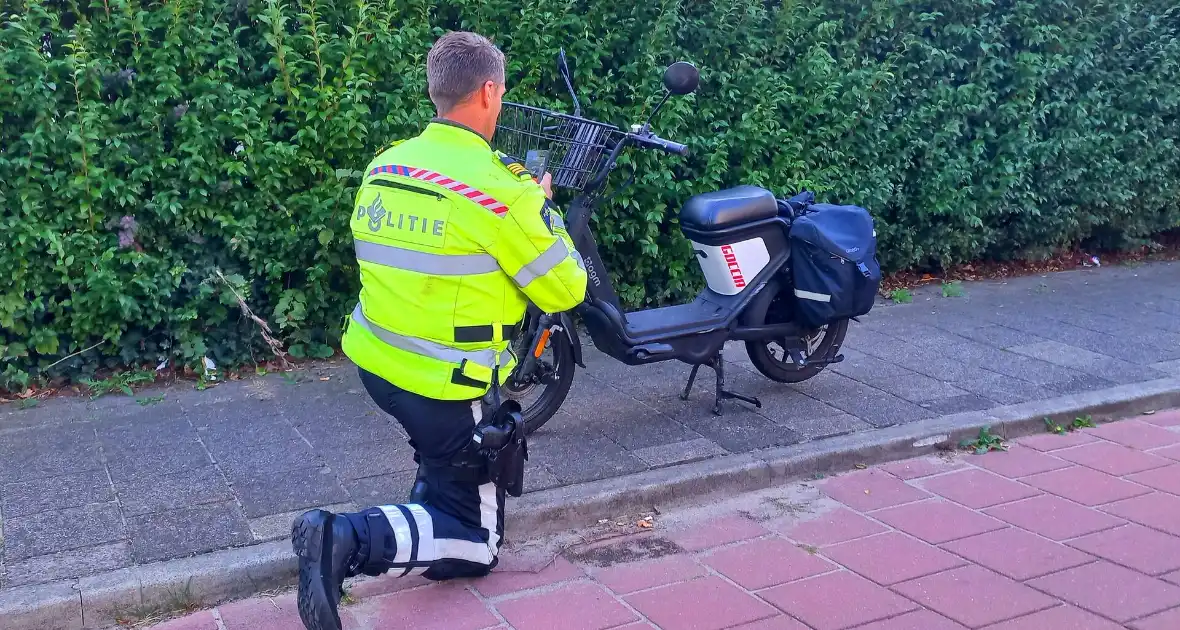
[354,240,500,276]
[351,305,509,367]
[513,239,572,287]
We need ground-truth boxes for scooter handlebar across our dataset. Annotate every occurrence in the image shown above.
[629,132,688,156]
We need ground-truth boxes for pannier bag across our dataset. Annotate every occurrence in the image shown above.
[788,202,882,329]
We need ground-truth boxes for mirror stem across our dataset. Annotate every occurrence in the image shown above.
[641,90,671,133]
[558,50,582,118]
[564,72,582,118]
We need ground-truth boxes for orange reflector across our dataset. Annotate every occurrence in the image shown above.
[533,329,552,358]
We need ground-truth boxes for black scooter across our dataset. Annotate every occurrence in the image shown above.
[495,51,871,434]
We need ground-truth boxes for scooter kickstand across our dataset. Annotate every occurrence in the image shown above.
[709,351,762,416]
[680,364,702,401]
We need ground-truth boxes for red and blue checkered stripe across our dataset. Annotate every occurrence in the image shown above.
[369,165,509,216]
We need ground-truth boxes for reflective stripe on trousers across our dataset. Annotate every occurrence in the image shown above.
[350,304,510,369]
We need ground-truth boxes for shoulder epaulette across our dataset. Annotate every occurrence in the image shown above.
[496,152,534,181]
[373,138,407,157]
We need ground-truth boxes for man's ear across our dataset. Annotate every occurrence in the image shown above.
[481,81,496,108]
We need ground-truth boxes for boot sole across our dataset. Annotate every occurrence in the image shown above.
[292,510,343,630]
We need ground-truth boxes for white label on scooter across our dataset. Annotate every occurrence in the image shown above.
[691,237,771,296]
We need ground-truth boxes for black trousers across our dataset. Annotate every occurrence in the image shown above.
[351,368,506,579]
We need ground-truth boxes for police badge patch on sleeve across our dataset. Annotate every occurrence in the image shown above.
[541,203,554,233]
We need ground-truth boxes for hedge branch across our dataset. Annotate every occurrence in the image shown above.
[214,269,292,369]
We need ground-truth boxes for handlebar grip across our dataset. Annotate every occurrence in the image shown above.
[658,138,688,155]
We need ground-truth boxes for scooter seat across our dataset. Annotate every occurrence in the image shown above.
[679,185,779,231]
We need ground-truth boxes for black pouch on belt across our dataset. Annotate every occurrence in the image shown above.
[478,367,529,497]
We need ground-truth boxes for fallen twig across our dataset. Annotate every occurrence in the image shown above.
[43,340,106,370]
[214,269,291,370]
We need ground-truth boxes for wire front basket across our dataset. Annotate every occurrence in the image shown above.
[493,102,624,192]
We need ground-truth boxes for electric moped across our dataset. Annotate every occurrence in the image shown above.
[496,51,876,434]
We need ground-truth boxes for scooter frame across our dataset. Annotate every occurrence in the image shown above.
[505,58,846,415]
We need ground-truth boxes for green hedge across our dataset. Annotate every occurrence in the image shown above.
[3,0,1179,389]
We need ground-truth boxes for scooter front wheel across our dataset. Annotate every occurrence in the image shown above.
[502,323,576,436]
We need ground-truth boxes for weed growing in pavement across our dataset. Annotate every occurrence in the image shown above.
[17,397,39,410]
[960,426,1008,454]
[113,578,202,627]
[80,369,156,399]
[941,280,965,298]
[1044,415,1096,434]
[889,288,914,304]
[136,394,166,406]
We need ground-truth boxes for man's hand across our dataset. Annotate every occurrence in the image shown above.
[540,172,554,199]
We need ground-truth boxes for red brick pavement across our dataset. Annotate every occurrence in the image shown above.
[149,409,1180,629]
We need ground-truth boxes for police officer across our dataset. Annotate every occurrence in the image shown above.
[290,31,588,630]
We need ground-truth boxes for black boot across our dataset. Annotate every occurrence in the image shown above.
[291,509,359,630]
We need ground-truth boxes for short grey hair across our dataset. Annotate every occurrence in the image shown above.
[426,31,506,114]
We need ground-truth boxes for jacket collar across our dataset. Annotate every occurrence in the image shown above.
[425,117,492,150]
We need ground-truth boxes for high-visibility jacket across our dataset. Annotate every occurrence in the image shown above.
[341,120,589,401]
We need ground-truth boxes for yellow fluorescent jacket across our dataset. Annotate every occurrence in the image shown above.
[341,120,589,400]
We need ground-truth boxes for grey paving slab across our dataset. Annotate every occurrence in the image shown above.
[1041,307,1180,349]
[527,427,649,485]
[919,393,996,415]
[126,501,253,564]
[995,314,1180,364]
[233,466,350,518]
[789,372,937,428]
[3,542,131,588]
[95,416,196,449]
[105,437,213,482]
[631,438,730,468]
[208,437,322,478]
[948,324,1049,349]
[763,412,871,442]
[1,469,113,518]
[4,502,125,561]
[344,470,418,506]
[1044,373,1118,395]
[843,328,1005,383]
[195,414,305,449]
[292,411,404,450]
[946,371,1057,405]
[1,260,1178,592]
[317,438,416,480]
[521,463,564,493]
[736,385,849,427]
[0,428,103,484]
[556,383,703,450]
[1008,341,1171,384]
[830,349,967,403]
[114,465,234,517]
[675,404,802,452]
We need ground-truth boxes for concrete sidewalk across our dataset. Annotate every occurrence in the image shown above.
[1,262,1179,607]
[148,408,1180,630]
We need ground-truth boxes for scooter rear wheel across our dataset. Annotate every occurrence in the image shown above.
[502,322,576,436]
[741,279,848,383]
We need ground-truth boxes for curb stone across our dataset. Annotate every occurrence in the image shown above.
[4,376,1179,630]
